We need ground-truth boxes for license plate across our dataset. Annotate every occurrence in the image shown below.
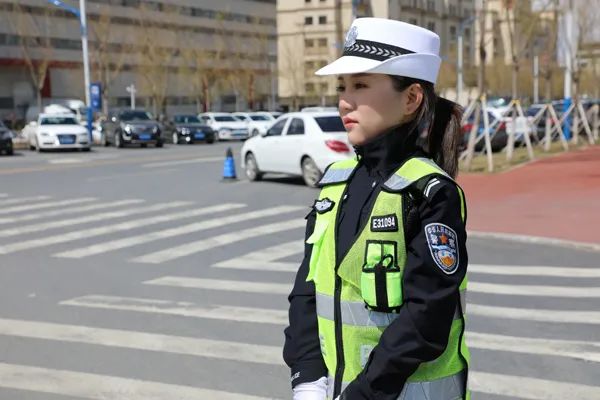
[59,137,74,144]
[139,134,151,140]
[233,130,246,136]
[194,132,205,139]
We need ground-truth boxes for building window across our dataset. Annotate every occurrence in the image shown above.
[320,82,328,92]
[427,22,436,32]
[305,83,315,93]
[305,61,314,71]
[450,26,456,36]
[305,16,313,25]
[409,18,418,25]
[318,38,327,47]
[305,39,314,48]
[305,0,311,2]
[427,1,435,11]
[318,15,327,24]
[465,28,471,37]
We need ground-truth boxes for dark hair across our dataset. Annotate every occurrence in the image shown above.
[390,76,463,178]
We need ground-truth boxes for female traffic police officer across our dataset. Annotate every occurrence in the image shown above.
[283,18,469,400]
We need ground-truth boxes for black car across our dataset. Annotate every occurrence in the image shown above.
[101,109,163,148]
[167,115,215,144]
[0,121,14,155]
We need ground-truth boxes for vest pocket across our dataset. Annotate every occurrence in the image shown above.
[360,241,402,312]
[305,218,329,283]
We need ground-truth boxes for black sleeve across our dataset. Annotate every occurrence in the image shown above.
[341,178,468,399]
[283,208,328,388]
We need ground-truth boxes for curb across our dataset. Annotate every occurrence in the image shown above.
[469,230,600,253]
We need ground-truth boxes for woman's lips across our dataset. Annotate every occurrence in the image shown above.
[342,117,358,127]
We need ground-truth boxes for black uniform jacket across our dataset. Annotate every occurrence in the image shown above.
[283,123,468,400]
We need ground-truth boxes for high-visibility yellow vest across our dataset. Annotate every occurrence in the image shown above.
[307,157,470,400]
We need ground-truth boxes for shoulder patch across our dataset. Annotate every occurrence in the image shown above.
[313,197,335,214]
[370,214,398,232]
[424,223,459,274]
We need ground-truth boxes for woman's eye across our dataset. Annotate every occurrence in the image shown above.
[354,83,367,89]
[336,85,345,92]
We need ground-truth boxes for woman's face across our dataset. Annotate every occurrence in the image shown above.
[337,73,420,146]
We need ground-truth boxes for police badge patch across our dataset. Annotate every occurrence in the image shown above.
[424,223,459,274]
[313,198,335,214]
[345,26,358,48]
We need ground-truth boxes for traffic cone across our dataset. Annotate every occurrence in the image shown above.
[222,147,237,181]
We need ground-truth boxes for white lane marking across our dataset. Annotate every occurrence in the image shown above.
[55,205,298,259]
[133,218,306,264]
[0,201,205,254]
[86,168,179,182]
[469,230,600,253]
[143,156,223,168]
[144,277,293,295]
[60,295,288,325]
[0,195,51,207]
[0,199,145,225]
[469,263,600,278]
[0,197,96,216]
[0,201,191,238]
[468,303,600,325]
[0,318,282,365]
[48,158,88,164]
[0,363,277,400]
[213,240,302,272]
[468,332,600,363]
[0,194,7,198]
[470,371,600,400]
[470,281,600,298]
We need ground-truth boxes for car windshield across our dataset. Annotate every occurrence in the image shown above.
[250,115,270,121]
[214,116,237,122]
[315,116,345,132]
[174,115,200,123]
[120,111,152,121]
[40,116,79,125]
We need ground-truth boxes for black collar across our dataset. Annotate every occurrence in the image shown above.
[354,123,422,178]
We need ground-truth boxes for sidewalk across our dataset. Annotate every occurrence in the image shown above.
[458,145,600,247]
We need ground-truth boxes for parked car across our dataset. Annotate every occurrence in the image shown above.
[167,115,215,144]
[0,121,14,155]
[198,112,249,141]
[232,112,275,137]
[27,113,90,152]
[461,110,508,152]
[241,110,354,187]
[101,109,163,148]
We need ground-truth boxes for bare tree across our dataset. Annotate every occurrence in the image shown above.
[88,4,127,115]
[10,2,54,110]
[477,0,488,95]
[279,37,305,111]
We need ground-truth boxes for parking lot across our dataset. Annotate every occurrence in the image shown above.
[0,143,598,399]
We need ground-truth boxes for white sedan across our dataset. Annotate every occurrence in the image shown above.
[232,112,276,137]
[27,113,90,152]
[240,110,354,187]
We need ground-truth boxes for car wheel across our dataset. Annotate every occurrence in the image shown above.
[35,138,42,153]
[172,133,179,145]
[6,147,13,156]
[301,157,322,188]
[100,133,108,147]
[115,132,124,148]
[140,143,147,148]
[155,140,163,148]
[245,153,263,181]
[252,129,259,137]
[206,137,215,144]
[81,147,91,152]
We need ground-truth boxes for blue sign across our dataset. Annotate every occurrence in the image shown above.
[90,82,102,111]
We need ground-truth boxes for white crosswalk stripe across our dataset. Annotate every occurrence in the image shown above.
[469,281,600,298]
[0,201,225,254]
[469,263,600,278]
[60,295,289,325]
[54,205,300,259]
[0,197,95,215]
[0,363,278,400]
[0,195,50,207]
[468,303,600,325]
[0,199,145,225]
[132,218,306,264]
[144,276,292,295]
[213,240,302,272]
[0,200,198,238]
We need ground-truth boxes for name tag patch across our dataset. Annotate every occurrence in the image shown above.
[425,223,459,274]
[370,214,398,232]
[313,197,335,214]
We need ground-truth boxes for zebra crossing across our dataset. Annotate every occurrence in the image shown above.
[0,193,598,399]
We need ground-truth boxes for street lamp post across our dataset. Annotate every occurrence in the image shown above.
[47,0,92,141]
[456,16,476,105]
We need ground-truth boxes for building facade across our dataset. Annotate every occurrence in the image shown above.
[276,0,476,110]
[0,0,277,121]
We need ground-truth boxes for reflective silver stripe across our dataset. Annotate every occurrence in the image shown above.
[318,168,354,185]
[413,157,451,178]
[316,291,466,328]
[327,370,466,400]
[383,174,413,191]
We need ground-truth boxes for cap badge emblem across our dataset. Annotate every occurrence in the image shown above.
[345,26,358,48]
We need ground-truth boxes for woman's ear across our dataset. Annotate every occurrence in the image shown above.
[404,84,424,116]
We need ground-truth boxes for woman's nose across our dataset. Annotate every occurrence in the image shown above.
[338,97,353,114]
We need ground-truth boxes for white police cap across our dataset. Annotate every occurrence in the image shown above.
[315,18,442,84]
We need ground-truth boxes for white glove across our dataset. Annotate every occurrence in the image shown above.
[292,376,328,400]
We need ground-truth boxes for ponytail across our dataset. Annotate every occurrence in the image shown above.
[390,76,463,178]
